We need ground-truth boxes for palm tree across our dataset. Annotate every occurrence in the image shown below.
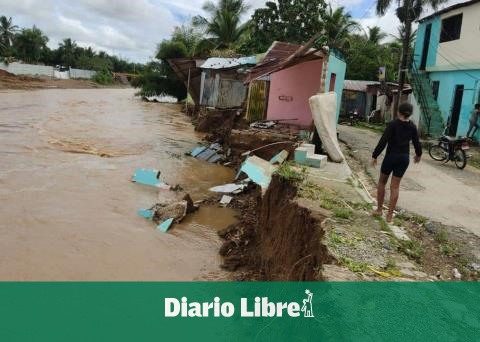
[322,5,360,52]
[376,0,447,114]
[0,16,18,48]
[366,26,387,45]
[192,0,251,49]
[58,38,78,67]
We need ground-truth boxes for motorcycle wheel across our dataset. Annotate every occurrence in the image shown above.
[429,144,448,161]
[454,149,467,170]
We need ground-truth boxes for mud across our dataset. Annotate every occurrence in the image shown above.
[219,175,329,281]
[0,88,238,281]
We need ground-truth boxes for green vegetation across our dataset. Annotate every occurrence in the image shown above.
[398,240,424,262]
[92,69,114,85]
[340,257,369,273]
[276,162,307,184]
[0,15,141,74]
[333,208,353,220]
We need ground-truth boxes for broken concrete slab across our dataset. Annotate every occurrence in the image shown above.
[309,92,345,163]
[132,169,170,189]
[294,144,327,169]
[210,183,246,194]
[269,150,289,165]
[220,195,233,206]
[389,225,411,241]
[138,209,154,220]
[305,154,328,169]
[238,155,276,190]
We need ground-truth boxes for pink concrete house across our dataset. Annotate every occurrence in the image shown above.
[245,41,346,127]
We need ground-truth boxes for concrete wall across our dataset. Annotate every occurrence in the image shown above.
[429,69,480,137]
[414,3,480,72]
[0,62,54,77]
[266,59,324,127]
[436,3,480,70]
[0,62,96,79]
[325,52,347,119]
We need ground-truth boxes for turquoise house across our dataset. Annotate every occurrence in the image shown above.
[412,0,480,138]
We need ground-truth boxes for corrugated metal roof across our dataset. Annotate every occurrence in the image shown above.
[200,57,257,70]
[245,41,327,83]
[344,80,380,92]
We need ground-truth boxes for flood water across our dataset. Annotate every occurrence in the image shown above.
[0,88,238,280]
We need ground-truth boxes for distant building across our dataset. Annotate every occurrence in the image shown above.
[412,0,480,137]
[245,41,346,127]
[341,80,413,123]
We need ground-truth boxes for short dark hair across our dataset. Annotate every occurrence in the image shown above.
[475,103,480,110]
[398,102,413,117]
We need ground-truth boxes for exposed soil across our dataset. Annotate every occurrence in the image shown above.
[0,71,125,90]
[219,175,330,281]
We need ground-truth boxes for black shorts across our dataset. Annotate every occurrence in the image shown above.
[381,153,410,178]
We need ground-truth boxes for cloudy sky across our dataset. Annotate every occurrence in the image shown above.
[0,0,464,63]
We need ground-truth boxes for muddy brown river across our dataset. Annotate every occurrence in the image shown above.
[0,88,238,280]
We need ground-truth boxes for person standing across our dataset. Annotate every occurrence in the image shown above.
[371,103,422,223]
[467,104,480,139]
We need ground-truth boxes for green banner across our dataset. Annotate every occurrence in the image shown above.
[0,282,479,341]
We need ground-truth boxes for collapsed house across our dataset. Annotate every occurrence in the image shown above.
[199,57,257,109]
[244,41,346,126]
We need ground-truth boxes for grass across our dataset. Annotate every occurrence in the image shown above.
[398,240,425,262]
[276,162,307,184]
[375,216,391,232]
[340,257,369,273]
[356,122,386,134]
[333,208,353,220]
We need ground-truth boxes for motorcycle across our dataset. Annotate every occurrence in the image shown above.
[429,135,469,170]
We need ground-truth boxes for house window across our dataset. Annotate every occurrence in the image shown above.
[432,81,440,100]
[329,73,337,92]
[440,14,463,43]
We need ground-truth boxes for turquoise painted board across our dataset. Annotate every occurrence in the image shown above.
[269,150,288,165]
[239,156,275,190]
[157,218,174,233]
[132,169,161,187]
[138,209,154,220]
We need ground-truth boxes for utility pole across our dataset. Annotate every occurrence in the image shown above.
[393,0,413,117]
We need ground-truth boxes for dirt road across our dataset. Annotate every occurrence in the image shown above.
[339,125,480,236]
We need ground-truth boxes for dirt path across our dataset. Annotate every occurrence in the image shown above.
[338,125,480,236]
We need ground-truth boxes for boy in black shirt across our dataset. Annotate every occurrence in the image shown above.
[371,103,422,223]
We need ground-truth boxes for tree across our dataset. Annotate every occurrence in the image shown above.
[193,0,250,50]
[366,26,387,45]
[0,16,19,55]
[322,5,360,52]
[14,26,48,63]
[241,0,327,54]
[376,0,447,114]
[0,16,18,47]
[58,38,78,67]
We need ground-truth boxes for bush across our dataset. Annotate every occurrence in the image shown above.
[93,69,113,85]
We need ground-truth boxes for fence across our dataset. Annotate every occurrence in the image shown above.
[0,62,96,79]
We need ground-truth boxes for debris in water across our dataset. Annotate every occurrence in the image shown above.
[210,183,247,194]
[157,218,175,233]
[220,195,233,206]
[189,143,224,163]
[138,208,154,220]
[132,169,170,189]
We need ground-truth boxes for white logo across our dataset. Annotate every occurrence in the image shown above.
[301,289,314,318]
[164,290,315,318]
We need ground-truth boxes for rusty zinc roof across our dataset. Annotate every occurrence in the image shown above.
[245,41,327,83]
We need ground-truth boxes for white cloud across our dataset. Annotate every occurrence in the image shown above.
[0,0,468,62]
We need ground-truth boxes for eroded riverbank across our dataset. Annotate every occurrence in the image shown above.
[0,88,238,280]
